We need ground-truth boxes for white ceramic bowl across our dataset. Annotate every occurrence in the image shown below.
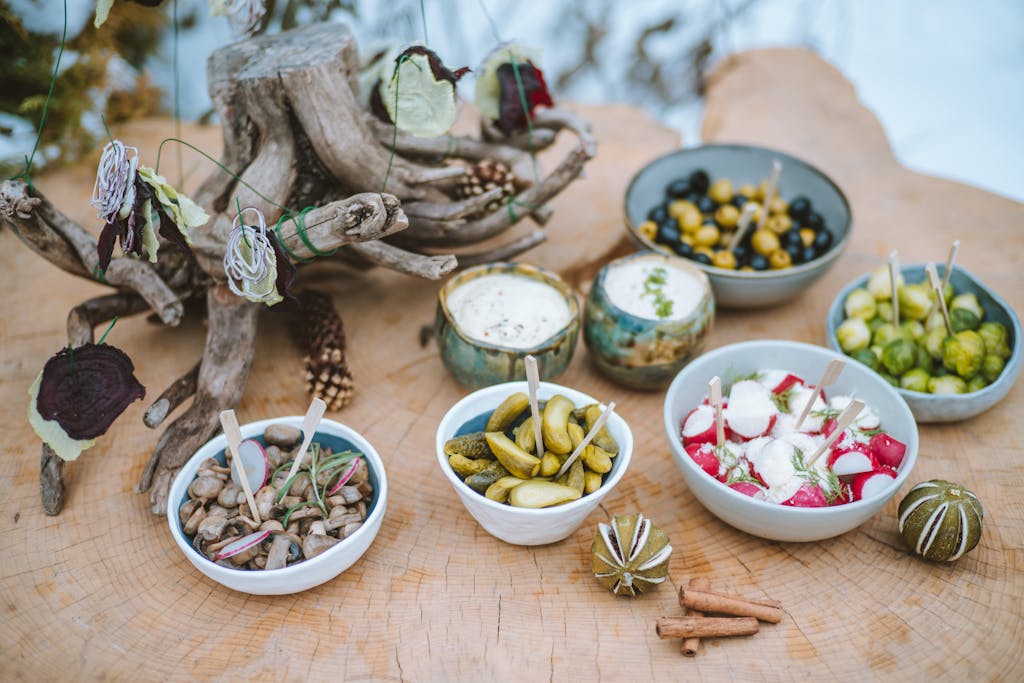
[167,416,387,595]
[662,340,918,542]
[436,381,634,546]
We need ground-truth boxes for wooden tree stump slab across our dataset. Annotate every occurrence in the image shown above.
[2,49,1022,680]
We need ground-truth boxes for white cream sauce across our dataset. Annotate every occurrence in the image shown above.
[446,273,572,348]
[603,256,704,320]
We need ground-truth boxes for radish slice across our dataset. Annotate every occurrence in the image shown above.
[729,482,766,499]
[850,467,897,501]
[771,373,803,394]
[214,530,271,560]
[327,458,361,495]
[781,483,829,507]
[685,443,720,477]
[869,433,907,469]
[827,442,877,477]
[681,405,716,446]
[230,439,269,492]
[724,380,777,440]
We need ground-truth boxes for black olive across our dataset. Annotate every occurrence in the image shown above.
[693,252,712,265]
[658,221,682,246]
[666,179,691,199]
[785,243,803,263]
[696,196,716,214]
[732,195,749,209]
[682,191,701,204]
[788,196,812,221]
[688,169,710,194]
[806,211,824,231]
[648,204,669,224]
[781,229,802,249]
[801,246,818,263]
[675,242,694,258]
[813,229,833,251]
[732,245,749,264]
[749,254,769,271]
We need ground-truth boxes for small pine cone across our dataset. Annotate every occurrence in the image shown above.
[294,290,354,411]
[454,159,518,215]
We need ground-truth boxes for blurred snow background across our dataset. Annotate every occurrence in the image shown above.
[5,0,1023,201]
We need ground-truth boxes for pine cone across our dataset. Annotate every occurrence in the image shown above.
[454,160,519,216]
[294,290,354,411]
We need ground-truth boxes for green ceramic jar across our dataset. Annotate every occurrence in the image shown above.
[435,263,580,389]
[584,253,714,389]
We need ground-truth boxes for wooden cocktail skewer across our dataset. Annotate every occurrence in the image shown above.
[926,240,960,321]
[805,399,864,467]
[708,376,725,447]
[524,355,545,457]
[726,203,758,252]
[555,401,616,478]
[281,397,327,495]
[755,159,782,233]
[888,250,901,325]
[793,359,845,430]
[926,262,954,336]
[219,409,262,525]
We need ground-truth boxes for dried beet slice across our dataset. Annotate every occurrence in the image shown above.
[35,343,145,441]
[495,61,552,135]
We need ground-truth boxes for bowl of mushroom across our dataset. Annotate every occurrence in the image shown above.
[167,416,387,595]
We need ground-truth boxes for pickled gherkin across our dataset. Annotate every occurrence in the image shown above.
[484,432,541,479]
[449,453,489,478]
[542,395,574,454]
[486,392,530,432]
[444,432,493,459]
[584,404,619,455]
[485,476,529,503]
[464,461,509,493]
[513,417,536,453]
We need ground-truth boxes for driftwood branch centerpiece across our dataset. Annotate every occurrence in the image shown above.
[1,22,596,516]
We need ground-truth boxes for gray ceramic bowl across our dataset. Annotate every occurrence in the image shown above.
[625,144,852,308]
[826,265,1021,423]
[435,262,580,389]
[583,252,714,390]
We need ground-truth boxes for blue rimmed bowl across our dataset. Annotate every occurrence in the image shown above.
[435,262,580,389]
[827,264,1021,423]
[583,252,714,390]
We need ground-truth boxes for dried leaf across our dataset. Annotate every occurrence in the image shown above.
[380,46,468,138]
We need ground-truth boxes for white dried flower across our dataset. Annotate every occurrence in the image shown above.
[90,140,138,223]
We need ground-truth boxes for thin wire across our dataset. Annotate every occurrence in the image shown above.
[97,316,119,345]
[9,0,67,190]
[381,53,411,193]
[419,0,428,44]
[173,0,183,187]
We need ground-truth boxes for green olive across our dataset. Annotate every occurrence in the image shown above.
[708,179,734,204]
[711,250,737,270]
[766,214,792,235]
[694,224,720,247]
[768,248,792,269]
[799,228,816,248]
[752,229,780,256]
[715,204,740,228]
[737,183,757,199]
[638,220,657,241]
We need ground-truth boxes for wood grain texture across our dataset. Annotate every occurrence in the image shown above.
[2,49,1022,681]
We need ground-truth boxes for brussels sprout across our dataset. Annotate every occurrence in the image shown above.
[923,327,947,361]
[899,320,925,342]
[844,288,877,320]
[876,301,895,323]
[928,375,967,394]
[914,343,932,371]
[851,347,879,371]
[867,317,886,335]
[950,293,984,320]
[837,318,871,352]
[924,308,946,332]
[900,368,931,393]
[870,345,883,362]
[978,321,1011,359]
[879,372,899,387]
[949,307,980,333]
[942,330,985,378]
[981,354,1005,383]
[898,283,934,321]
[966,375,988,393]
[867,265,903,300]
[942,281,955,305]
[873,323,904,348]
[882,339,917,376]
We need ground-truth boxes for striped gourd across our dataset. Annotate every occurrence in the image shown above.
[591,513,673,596]
[898,480,984,562]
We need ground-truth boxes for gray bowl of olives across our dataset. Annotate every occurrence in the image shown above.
[625,144,852,308]
[826,264,1021,423]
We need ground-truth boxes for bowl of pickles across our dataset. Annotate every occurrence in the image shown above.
[436,382,633,546]
[624,144,851,307]
[827,264,1021,422]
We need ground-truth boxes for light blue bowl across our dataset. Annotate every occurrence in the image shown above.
[583,252,714,390]
[435,262,580,389]
[826,265,1021,423]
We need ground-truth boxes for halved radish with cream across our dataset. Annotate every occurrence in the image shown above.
[681,404,717,447]
[214,529,271,561]
[787,384,828,432]
[724,380,777,440]
[230,439,270,492]
[869,433,907,469]
[685,443,720,477]
[747,438,797,489]
[850,466,897,501]
[729,481,766,499]
[827,442,877,477]
[781,482,829,507]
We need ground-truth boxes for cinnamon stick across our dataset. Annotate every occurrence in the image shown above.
[656,616,759,639]
[681,577,711,656]
[679,587,785,623]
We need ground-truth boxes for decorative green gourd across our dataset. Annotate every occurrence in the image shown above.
[591,514,672,596]
[898,480,984,562]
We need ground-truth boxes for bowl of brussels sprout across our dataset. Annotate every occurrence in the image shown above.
[625,144,852,308]
[827,264,1021,422]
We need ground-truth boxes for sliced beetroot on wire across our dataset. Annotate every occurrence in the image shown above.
[230,439,270,492]
[327,457,361,495]
[214,530,271,561]
[827,442,877,477]
[850,466,897,501]
[869,432,907,469]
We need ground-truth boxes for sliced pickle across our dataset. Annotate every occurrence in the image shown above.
[484,432,541,479]
[449,453,489,478]
[582,445,612,474]
[542,395,574,454]
[486,393,530,432]
[584,471,603,494]
[464,461,509,493]
[484,476,529,503]
[514,416,536,454]
[584,405,618,455]
[508,481,582,508]
[444,432,493,459]
[539,451,562,478]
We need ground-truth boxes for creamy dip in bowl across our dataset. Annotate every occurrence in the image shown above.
[436,263,580,388]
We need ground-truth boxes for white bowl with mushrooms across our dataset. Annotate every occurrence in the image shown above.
[167,416,387,595]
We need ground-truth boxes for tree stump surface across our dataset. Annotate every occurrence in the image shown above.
[2,48,1022,681]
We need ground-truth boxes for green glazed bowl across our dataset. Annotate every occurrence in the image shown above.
[584,252,714,389]
[435,262,580,389]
